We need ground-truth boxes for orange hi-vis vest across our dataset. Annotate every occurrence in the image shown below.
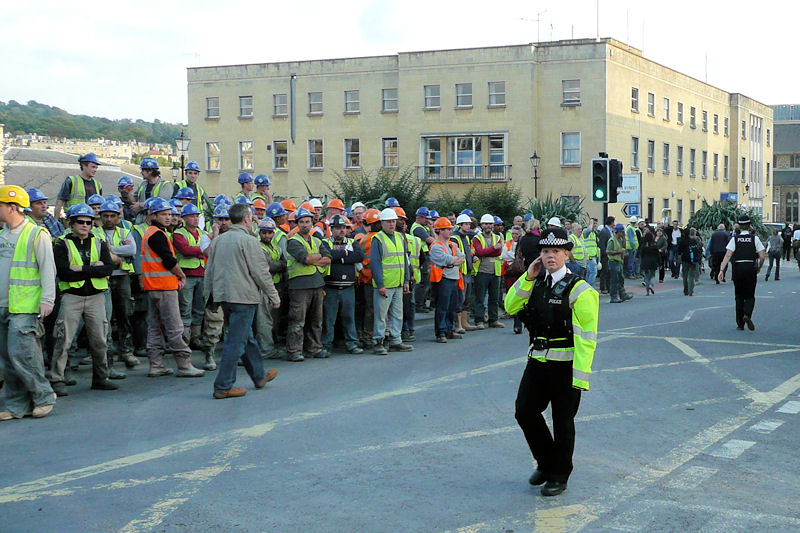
[357,231,377,284]
[501,239,513,275]
[315,219,331,239]
[429,240,465,290]
[141,226,179,291]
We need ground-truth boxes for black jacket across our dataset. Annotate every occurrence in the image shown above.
[54,233,115,296]
[321,237,364,288]
[518,232,540,268]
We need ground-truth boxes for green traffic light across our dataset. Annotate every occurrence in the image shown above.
[594,189,605,199]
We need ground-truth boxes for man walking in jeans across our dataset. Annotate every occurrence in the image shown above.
[667,220,682,279]
[204,203,280,399]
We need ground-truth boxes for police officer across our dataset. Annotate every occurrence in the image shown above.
[718,214,765,330]
[504,227,599,496]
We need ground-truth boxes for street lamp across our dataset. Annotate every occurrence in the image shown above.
[530,151,541,198]
[175,129,191,180]
[171,162,179,181]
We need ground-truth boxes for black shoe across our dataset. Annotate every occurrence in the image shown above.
[51,382,69,397]
[610,299,623,303]
[736,326,745,330]
[744,315,755,331]
[528,470,547,486]
[541,480,567,496]
[91,380,119,391]
[622,294,633,301]
[514,327,522,334]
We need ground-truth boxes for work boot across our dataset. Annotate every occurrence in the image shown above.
[201,351,217,371]
[32,404,54,418]
[372,342,388,355]
[119,353,140,369]
[51,381,69,397]
[446,332,463,340]
[189,325,204,349]
[388,342,414,352]
[91,380,119,391]
[107,366,127,380]
[175,356,205,378]
[134,347,147,358]
[488,321,506,328]
[147,354,174,377]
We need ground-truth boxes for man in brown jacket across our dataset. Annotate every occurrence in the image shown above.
[204,203,281,399]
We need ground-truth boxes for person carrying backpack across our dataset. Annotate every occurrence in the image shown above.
[677,228,701,296]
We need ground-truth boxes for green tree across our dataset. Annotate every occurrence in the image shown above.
[325,167,431,214]
[687,201,767,240]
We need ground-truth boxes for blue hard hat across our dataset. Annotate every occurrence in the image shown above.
[415,206,430,218]
[26,188,47,203]
[460,208,474,217]
[213,204,230,218]
[181,203,201,217]
[170,206,179,215]
[117,176,134,188]
[258,217,277,231]
[235,195,252,206]
[237,172,254,184]
[265,202,286,217]
[294,207,313,220]
[169,198,183,209]
[105,194,124,207]
[254,174,271,186]
[175,187,195,200]
[140,157,159,169]
[99,201,120,213]
[68,203,94,219]
[523,213,533,222]
[87,194,105,206]
[614,223,625,232]
[148,198,171,214]
[78,153,101,165]
[185,161,200,172]
[428,209,439,219]
[494,216,503,225]
[385,197,400,207]
[214,194,231,206]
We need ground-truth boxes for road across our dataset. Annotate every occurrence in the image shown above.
[1,267,800,532]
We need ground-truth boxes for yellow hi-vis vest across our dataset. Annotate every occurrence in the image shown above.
[261,240,283,284]
[58,237,109,292]
[410,222,430,252]
[405,233,422,283]
[475,232,502,276]
[93,226,134,273]
[625,224,637,250]
[569,233,587,261]
[175,180,209,209]
[286,233,325,279]
[372,231,405,288]
[582,230,599,259]
[65,175,102,209]
[6,221,45,314]
[451,234,471,277]
[173,227,206,269]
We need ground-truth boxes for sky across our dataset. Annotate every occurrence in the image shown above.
[0,0,794,125]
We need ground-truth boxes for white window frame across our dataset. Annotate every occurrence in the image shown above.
[741,157,746,181]
[562,80,580,105]
[488,81,506,107]
[631,87,639,111]
[344,90,360,113]
[713,114,719,134]
[273,140,288,170]
[424,137,442,178]
[690,148,696,177]
[723,155,729,181]
[488,135,506,178]
[701,150,708,179]
[742,120,747,140]
[239,96,253,118]
[631,136,639,169]
[206,97,219,119]
[677,102,684,124]
[273,94,288,117]
[382,137,398,168]
[662,143,670,174]
[690,107,696,129]
[344,138,360,169]
[724,117,729,136]
[308,139,324,169]
[382,88,398,112]
[455,83,472,108]
[238,140,254,170]
[647,92,655,116]
[676,146,684,175]
[560,132,581,166]
[713,152,719,179]
[702,110,708,132]
[205,141,221,171]
[308,92,323,115]
[424,85,440,109]
[647,139,655,172]
[663,98,670,121]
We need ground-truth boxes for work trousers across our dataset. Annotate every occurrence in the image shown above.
[373,286,403,345]
[286,287,324,356]
[433,279,460,337]
[584,259,597,287]
[178,276,205,329]
[146,290,192,362]
[710,252,726,282]
[458,275,473,312]
[681,262,697,296]
[109,275,133,355]
[473,272,500,324]
[255,293,277,357]
[356,283,374,344]
[414,256,431,309]
[402,288,415,334]
[0,309,55,418]
[515,358,581,484]
[608,261,624,300]
[732,262,757,328]
[598,254,610,292]
[782,242,792,261]
[130,275,148,351]
[322,285,359,351]
[50,292,108,384]
[214,303,265,392]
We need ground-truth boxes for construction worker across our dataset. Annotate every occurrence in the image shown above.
[257,217,287,358]
[140,198,205,378]
[624,216,639,278]
[315,198,345,239]
[505,227,599,497]
[354,208,381,348]
[194,204,230,364]
[411,207,434,313]
[0,186,57,420]
[429,217,465,343]
[252,174,273,205]
[26,188,65,237]
[49,203,118,396]
[451,213,479,333]
[175,187,208,230]
[473,213,505,329]
[567,223,587,279]
[252,197,267,219]
[265,202,290,345]
[309,198,323,223]
[351,202,367,235]
[395,207,422,343]
[581,218,600,287]
[132,158,173,223]
[234,173,255,203]
[54,153,104,220]
[117,176,137,222]
[172,203,209,357]
[718,214,766,330]
[173,161,214,220]
[87,194,105,226]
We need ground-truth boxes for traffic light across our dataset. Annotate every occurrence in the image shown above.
[591,158,609,203]
[609,159,623,203]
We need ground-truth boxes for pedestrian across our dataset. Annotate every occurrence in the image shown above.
[667,220,682,278]
[781,223,793,261]
[765,228,783,281]
[624,216,639,278]
[708,224,729,284]
[596,216,614,293]
[504,227,599,496]
[718,214,765,330]
[53,153,104,220]
[0,186,57,420]
[640,231,660,295]
[429,217,466,343]
[195,204,230,364]
[204,203,280,399]
[655,227,668,283]
[502,225,525,333]
[606,224,631,303]
[473,214,505,329]
[172,203,210,357]
[451,213,479,333]
[677,228,701,296]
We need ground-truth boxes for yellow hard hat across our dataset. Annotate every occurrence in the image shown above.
[0,185,30,208]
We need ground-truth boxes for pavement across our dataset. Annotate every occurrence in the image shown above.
[1,266,800,532]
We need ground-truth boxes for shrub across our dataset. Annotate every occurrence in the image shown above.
[325,167,430,213]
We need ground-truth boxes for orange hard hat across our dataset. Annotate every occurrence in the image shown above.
[288,211,296,222]
[327,198,345,210]
[300,202,314,212]
[434,217,453,230]
[252,198,267,209]
[281,199,296,212]
[364,208,381,225]
[392,206,407,219]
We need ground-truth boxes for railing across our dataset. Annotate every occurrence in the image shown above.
[416,164,512,182]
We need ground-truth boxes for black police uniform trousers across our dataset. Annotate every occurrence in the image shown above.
[515,358,581,483]
[732,262,757,327]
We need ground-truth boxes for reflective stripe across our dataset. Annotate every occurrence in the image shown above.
[573,368,591,381]
[141,226,178,290]
[174,227,206,269]
[59,237,108,291]
[66,175,101,208]
[475,233,502,276]
[573,323,597,342]
[6,222,44,313]
[287,233,325,279]
[568,281,592,305]
[372,231,405,288]
[511,275,533,300]
[527,347,574,361]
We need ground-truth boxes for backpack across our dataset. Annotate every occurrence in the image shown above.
[689,240,703,264]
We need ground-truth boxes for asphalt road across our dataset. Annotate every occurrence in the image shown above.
[2,265,800,532]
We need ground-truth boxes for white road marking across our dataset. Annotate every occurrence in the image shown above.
[663,465,718,489]
[748,419,784,434]
[777,400,800,414]
[709,439,756,459]
[666,337,760,398]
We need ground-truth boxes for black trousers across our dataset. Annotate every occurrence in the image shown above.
[732,263,757,327]
[515,358,581,483]
[710,252,726,282]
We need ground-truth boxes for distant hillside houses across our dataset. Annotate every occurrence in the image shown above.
[4,132,174,165]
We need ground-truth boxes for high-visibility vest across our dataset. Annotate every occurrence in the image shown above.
[173,227,206,270]
[5,221,45,314]
[569,233,587,261]
[582,230,599,259]
[141,226,179,290]
[58,237,109,292]
[234,192,251,203]
[475,232,502,276]
[136,179,169,203]
[93,226,135,273]
[119,218,133,232]
[501,239,514,275]
[286,233,325,279]
[261,240,283,284]
[315,219,332,239]
[410,222,430,252]
[405,233,422,284]
[356,232,377,284]
[273,227,287,248]
[451,233,472,277]
[65,175,102,209]
[132,223,147,240]
[371,231,405,288]
[175,180,209,209]
[429,240,465,290]
[625,224,637,250]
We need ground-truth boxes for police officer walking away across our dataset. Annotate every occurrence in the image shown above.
[718,214,765,330]
[504,228,599,496]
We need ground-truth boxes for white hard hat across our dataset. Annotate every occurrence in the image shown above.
[480,214,495,224]
[379,208,398,221]
[547,216,562,227]
[629,216,637,223]
[351,201,366,210]
[455,214,472,225]
[309,198,323,208]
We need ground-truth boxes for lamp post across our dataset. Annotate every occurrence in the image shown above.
[171,162,179,182]
[175,129,191,180]
[530,151,541,198]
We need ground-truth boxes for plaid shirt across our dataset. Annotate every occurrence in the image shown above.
[41,214,65,238]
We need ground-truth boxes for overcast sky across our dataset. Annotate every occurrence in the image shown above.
[1,0,793,125]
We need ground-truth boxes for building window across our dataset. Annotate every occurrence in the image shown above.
[767,162,770,185]
[239,141,254,170]
[562,80,580,104]
[344,138,360,168]
[767,129,771,146]
[206,141,220,171]
[631,136,639,169]
[713,153,719,179]
[424,138,441,178]
[308,92,323,114]
[742,120,747,140]
[448,137,482,178]
[382,137,398,168]
[690,107,696,129]
[702,110,708,132]
[663,143,670,173]
[792,154,800,168]
[206,97,219,119]
[308,139,324,169]
[677,146,684,175]
[273,94,288,116]
[690,199,696,216]
[677,102,684,124]
[647,140,655,172]
[724,117,729,137]
[561,132,581,166]
[488,81,506,107]
[713,114,719,134]
[647,92,655,116]
[741,157,746,181]
[723,155,729,181]
[273,141,288,170]
[690,149,696,177]
[382,88,398,112]
[631,87,639,111]
[701,150,708,178]
[663,98,670,121]
[677,199,683,224]
[455,83,472,108]
[424,85,440,109]
[345,90,360,113]
[239,96,253,118]
[489,135,505,177]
